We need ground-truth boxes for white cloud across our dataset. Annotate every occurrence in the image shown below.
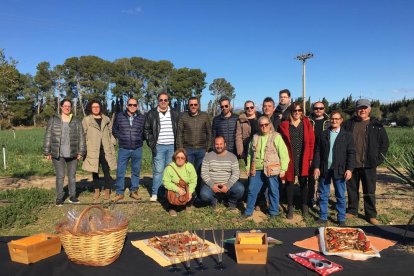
[121,7,142,14]
[392,88,414,94]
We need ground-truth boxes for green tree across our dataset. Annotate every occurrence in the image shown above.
[208,78,235,116]
[33,61,55,125]
[170,68,206,111]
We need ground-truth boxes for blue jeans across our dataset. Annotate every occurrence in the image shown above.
[319,169,346,222]
[245,170,280,216]
[185,148,205,173]
[115,147,143,195]
[199,182,245,206]
[152,144,174,196]
[52,157,78,200]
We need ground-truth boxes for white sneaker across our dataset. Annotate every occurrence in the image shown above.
[150,195,158,202]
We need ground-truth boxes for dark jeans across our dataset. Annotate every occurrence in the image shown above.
[319,169,346,222]
[199,182,245,206]
[185,148,205,173]
[52,157,78,200]
[286,176,308,207]
[115,147,143,195]
[245,171,280,216]
[307,174,318,205]
[92,149,112,189]
[346,167,377,219]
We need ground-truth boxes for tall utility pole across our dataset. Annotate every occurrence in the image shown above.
[296,52,314,114]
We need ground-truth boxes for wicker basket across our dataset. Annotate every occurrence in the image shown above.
[56,205,128,266]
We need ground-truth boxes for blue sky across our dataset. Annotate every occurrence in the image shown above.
[1,0,413,109]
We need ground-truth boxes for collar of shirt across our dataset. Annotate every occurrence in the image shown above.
[330,127,340,133]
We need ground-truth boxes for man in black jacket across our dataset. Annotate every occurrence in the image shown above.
[112,98,145,202]
[343,99,389,225]
[212,96,238,154]
[313,111,355,226]
[144,92,179,202]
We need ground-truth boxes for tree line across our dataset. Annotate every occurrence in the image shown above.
[0,48,413,128]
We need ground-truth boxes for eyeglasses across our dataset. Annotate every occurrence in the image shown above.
[245,106,254,110]
[128,104,138,107]
[331,118,341,121]
[260,123,270,127]
[158,99,168,103]
[92,106,100,108]
[220,105,229,109]
[189,103,198,107]
[313,107,324,110]
[176,156,186,160]
[62,105,71,108]
[293,109,303,113]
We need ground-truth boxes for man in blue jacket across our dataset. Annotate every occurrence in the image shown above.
[112,98,145,202]
[212,96,238,154]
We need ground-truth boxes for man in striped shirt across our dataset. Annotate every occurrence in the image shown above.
[199,136,245,209]
[144,92,179,202]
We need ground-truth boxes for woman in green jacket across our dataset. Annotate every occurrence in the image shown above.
[162,148,197,217]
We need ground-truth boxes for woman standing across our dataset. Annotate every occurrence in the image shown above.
[162,148,197,217]
[82,100,117,202]
[278,102,315,219]
[243,116,290,218]
[235,100,260,163]
[43,99,85,206]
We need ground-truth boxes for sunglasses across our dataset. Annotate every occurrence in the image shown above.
[128,104,138,107]
[260,123,270,127]
[176,156,186,160]
[189,103,199,107]
[158,99,168,103]
[293,109,303,113]
[220,105,229,109]
[245,106,254,110]
[314,107,324,110]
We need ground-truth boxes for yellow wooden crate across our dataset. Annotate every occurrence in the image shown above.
[235,232,268,264]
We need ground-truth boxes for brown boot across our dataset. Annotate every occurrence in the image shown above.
[112,194,125,202]
[93,189,100,203]
[104,189,111,200]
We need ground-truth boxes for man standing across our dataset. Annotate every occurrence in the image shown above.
[275,89,291,121]
[308,101,330,207]
[144,92,179,202]
[200,136,245,209]
[212,96,239,154]
[112,98,145,202]
[262,97,281,130]
[343,99,389,225]
[176,97,211,173]
[313,111,355,226]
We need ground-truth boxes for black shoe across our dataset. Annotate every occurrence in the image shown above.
[227,202,237,211]
[338,221,346,227]
[287,206,294,219]
[55,199,64,207]
[211,199,218,209]
[68,197,80,204]
[315,219,327,225]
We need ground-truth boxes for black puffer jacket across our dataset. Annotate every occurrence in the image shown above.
[212,112,238,153]
[313,128,356,179]
[343,116,389,167]
[112,111,145,150]
[144,108,179,154]
[43,115,86,158]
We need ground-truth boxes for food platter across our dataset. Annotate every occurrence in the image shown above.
[319,227,380,259]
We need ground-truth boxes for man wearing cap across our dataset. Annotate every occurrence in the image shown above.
[343,99,389,225]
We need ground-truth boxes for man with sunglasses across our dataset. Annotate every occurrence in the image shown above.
[308,101,331,208]
[112,98,145,202]
[343,99,389,225]
[236,100,261,163]
[144,92,179,202]
[176,97,211,173]
[212,96,239,154]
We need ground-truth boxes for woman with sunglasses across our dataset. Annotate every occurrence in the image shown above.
[243,116,289,218]
[278,102,315,219]
[162,148,197,217]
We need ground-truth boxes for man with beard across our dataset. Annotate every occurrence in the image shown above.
[212,96,238,154]
[200,136,245,210]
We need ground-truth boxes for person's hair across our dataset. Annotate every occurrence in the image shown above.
[289,101,304,121]
[188,97,199,105]
[330,110,343,119]
[219,96,230,105]
[312,101,325,110]
[279,89,291,97]
[127,97,137,105]
[214,135,226,144]
[86,99,102,115]
[257,116,275,134]
[262,97,275,107]
[172,148,188,163]
[244,100,254,107]
[158,92,169,100]
[60,98,72,107]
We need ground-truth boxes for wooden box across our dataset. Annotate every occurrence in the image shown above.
[8,233,61,264]
[235,232,268,264]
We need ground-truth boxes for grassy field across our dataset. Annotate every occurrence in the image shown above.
[0,127,412,178]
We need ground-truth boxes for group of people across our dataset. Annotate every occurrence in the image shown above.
[43,90,389,225]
